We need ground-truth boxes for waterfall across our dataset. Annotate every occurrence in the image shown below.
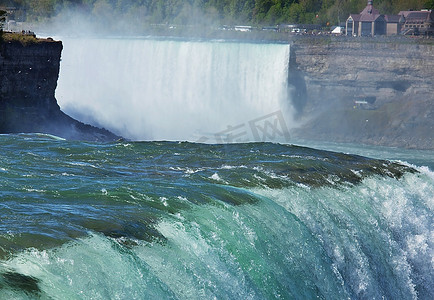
[56,38,292,141]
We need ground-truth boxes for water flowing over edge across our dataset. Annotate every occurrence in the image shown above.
[55,38,293,142]
[0,135,432,299]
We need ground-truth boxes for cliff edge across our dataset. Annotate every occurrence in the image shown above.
[290,37,434,150]
[0,33,120,141]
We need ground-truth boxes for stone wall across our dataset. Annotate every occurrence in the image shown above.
[291,38,434,149]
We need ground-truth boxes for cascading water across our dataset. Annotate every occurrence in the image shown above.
[56,38,292,141]
[0,137,433,299]
[2,37,432,299]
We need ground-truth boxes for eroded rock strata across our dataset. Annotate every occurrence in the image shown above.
[291,38,434,149]
[0,37,119,141]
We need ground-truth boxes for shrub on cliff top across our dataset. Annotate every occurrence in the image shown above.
[2,32,41,46]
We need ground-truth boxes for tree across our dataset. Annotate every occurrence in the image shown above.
[0,9,6,30]
[0,10,6,44]
[286,3,306,23]
[25,0,58,21]
[1,0,430,29]
[425,0,434,8]
[264,4,283,24]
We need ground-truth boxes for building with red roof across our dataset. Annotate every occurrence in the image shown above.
[346,1,396,36]
[400,10,434,36]
[346,1,433,37]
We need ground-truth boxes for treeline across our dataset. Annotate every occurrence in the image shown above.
[2,0,433,28]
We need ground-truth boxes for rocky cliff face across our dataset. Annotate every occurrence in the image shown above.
[0,37,119,141]
[291,38,434,149]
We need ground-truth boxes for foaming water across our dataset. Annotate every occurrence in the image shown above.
[254,168,433,299]
[1,135,432,299]
[55,38,291,141]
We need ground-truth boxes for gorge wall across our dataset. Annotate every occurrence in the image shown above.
[291,38,434,149]
[1,35,432,148]
[0,36,119,141]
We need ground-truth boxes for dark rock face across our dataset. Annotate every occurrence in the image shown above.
[287,46,307,116]
[291,39,434,149]
[0,39,120,142]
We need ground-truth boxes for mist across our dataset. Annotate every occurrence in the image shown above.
[22,2,300,142]
[37,1,225,38]
[55,37,294,142]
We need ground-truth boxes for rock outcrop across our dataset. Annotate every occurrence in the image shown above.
[290,37,434,149]
[0,35,120,141]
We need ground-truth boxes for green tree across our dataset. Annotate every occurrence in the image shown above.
[0,10,6,44]
[240,0,255,23]
[2,0,431,29]
[264,3,283,24]
[0,9,5,27]
[286,3,306,23]
[253,0,273,23]
[424,0,434,8]
[25,0,58,21]
[376,0,395,15]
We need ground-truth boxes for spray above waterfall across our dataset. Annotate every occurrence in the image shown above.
[55,38,294,141]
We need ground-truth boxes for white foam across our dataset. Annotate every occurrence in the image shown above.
[251,170,433,299]
[56,38,292,141]
[210,172,227,184]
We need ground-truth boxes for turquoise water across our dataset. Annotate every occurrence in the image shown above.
[0,134,433,299]
[293,139,434,172]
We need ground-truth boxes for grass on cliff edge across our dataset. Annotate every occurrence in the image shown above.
[1,32,56,46]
